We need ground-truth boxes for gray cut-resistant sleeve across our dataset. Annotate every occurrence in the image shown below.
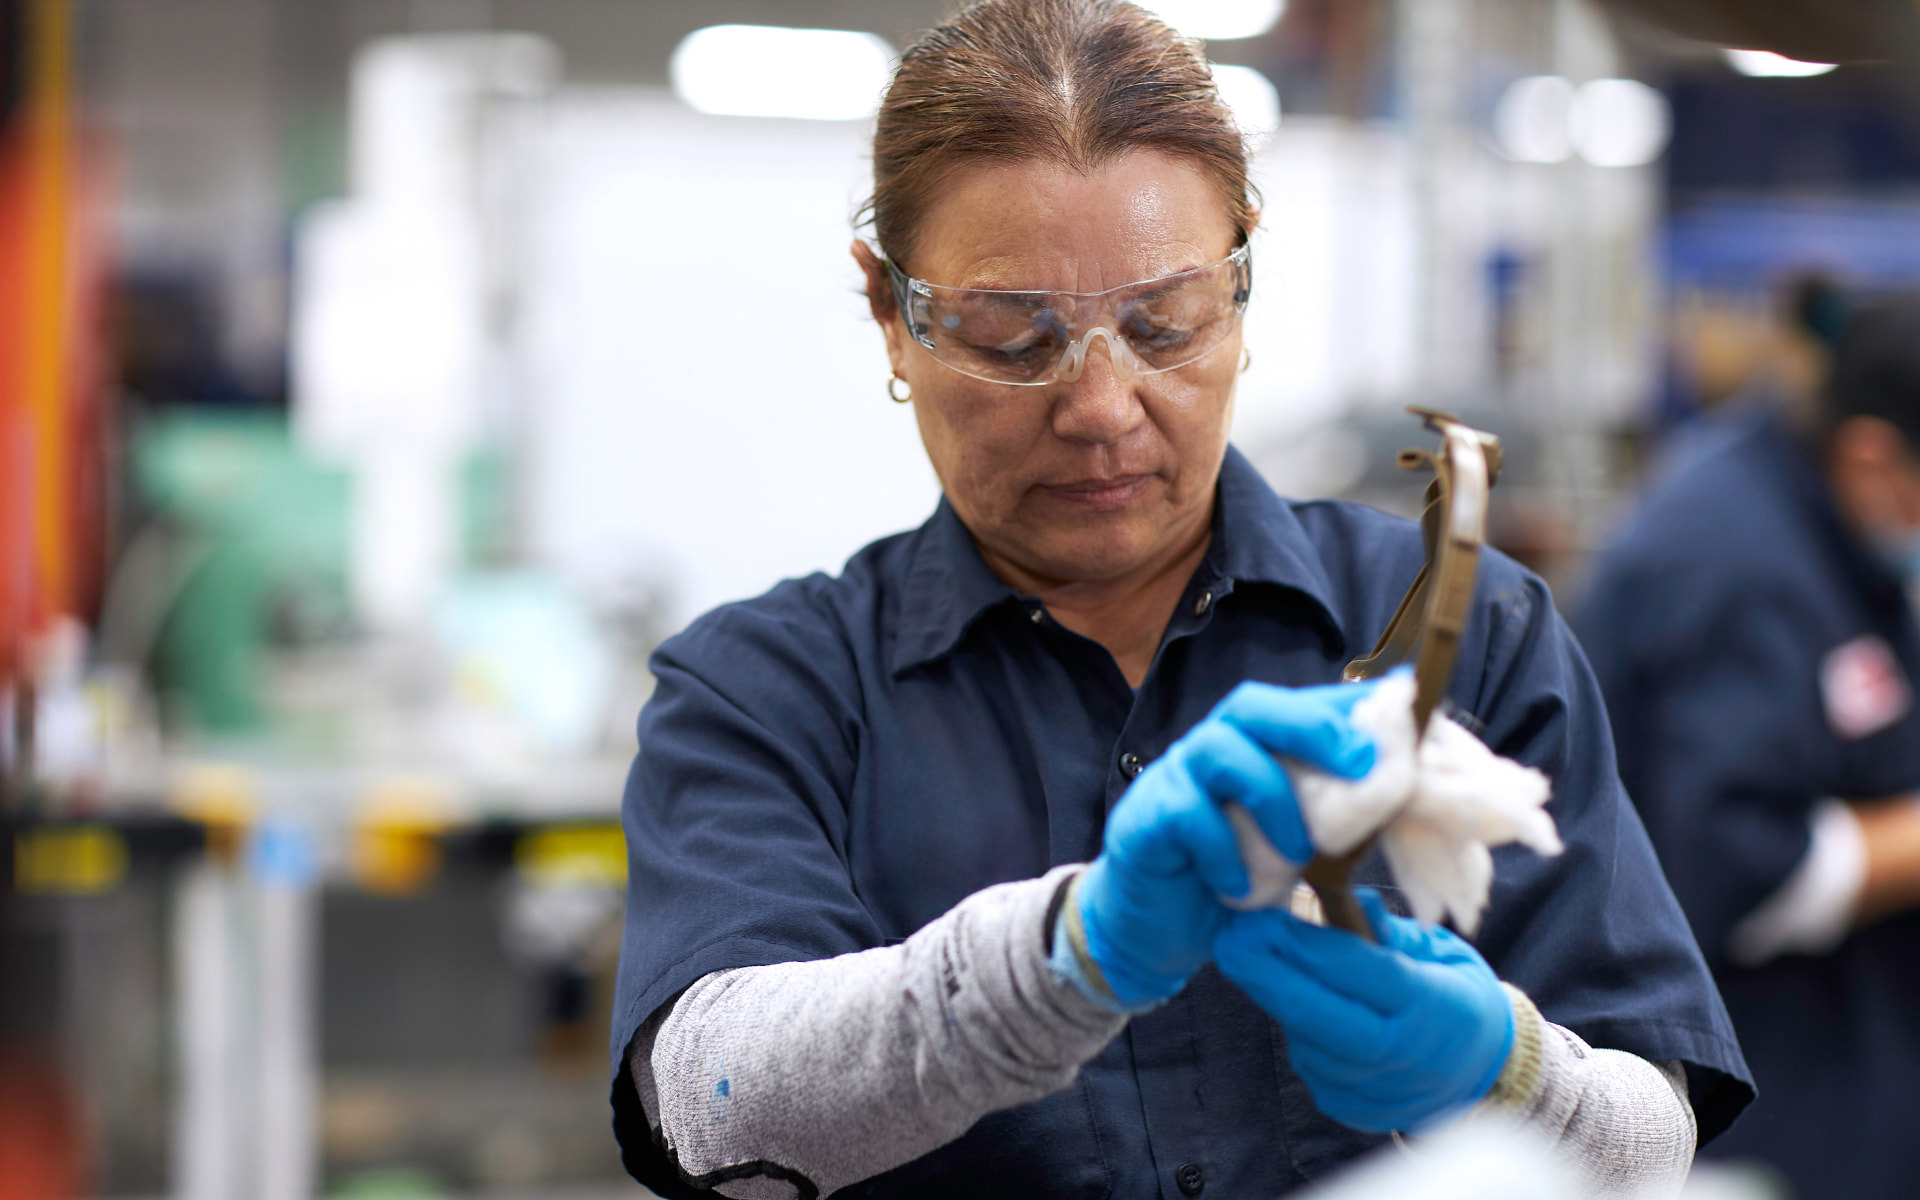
[632,874,1697,1200]
[1480,985,1698,1198]
[627,864,1125,1200]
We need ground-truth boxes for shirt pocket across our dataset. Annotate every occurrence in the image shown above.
[1271,876,1403,1180]
[1269,1021,1392,1181]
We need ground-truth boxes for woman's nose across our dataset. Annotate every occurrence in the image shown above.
[1049,338,1146,444]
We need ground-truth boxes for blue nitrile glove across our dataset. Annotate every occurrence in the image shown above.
[1068,681,1378,1011]
[1212,888,1514,1132]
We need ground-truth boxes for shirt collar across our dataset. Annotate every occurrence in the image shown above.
[1203,445,1347,643]
[888,445,1349,676]
[888,494,1023,675]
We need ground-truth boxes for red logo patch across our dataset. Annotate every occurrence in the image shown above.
[1821,635,1911,740]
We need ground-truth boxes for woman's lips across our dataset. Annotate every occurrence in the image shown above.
[1037,474,1154,510]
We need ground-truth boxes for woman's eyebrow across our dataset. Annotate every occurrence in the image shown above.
[943,257,1214,299]
[1125,280,1180,304]
[1096,262,1212,299]
[956,289,1052,313]
[948,273,1060,293]
[1123,272,1201,304]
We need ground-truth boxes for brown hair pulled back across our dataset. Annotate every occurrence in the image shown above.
[866,0,1255,271]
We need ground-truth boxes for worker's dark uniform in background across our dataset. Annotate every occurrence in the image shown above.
[1579,410,1920,1199]
[613,448,1751,1200]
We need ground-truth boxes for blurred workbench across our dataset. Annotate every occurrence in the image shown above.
[8,742,639,1200]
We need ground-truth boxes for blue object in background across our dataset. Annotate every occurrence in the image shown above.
[433,572,613,757]
[1666,196,1920,297]
[251,819,321,889]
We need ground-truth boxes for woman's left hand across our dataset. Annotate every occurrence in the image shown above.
[1212,888,1514,1133]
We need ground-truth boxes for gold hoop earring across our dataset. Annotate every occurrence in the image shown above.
[887,374,912,403]
[1240,349,1253,374]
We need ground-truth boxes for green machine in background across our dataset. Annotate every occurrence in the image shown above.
[136,412,351,732]
[132,411,508,734]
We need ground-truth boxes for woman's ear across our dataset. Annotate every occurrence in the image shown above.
[852,240,899,327]
[852,239,913,378]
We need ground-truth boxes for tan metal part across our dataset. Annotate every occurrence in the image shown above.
[1306,408,1502,940]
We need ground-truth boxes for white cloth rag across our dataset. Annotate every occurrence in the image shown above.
[1226,673,1561,935]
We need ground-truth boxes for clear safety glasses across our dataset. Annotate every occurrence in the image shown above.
[886,244,1252,386]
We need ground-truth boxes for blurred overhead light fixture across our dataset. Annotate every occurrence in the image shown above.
[1571,78,1670,167]
[1213,64,1282,151]
[1144,0,1286,40]
[1724,48,1837,78]
[1493,75,1575,164]
[671,24,894,120]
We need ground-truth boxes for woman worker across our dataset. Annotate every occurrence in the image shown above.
[610,3,1750,1196]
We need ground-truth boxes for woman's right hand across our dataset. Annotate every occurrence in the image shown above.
[1072,680,1378,1009]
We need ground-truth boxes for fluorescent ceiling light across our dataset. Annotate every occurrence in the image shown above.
[1724,48,1837,78]
[671,24,894,121]
[1493,75,1575,164]
[1144,0,1286,41]
[1571,78,1670,167]
[1212,64,1281,151]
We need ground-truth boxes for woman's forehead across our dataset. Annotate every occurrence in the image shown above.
[910,151,1237,293]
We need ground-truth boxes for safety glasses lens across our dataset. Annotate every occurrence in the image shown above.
[898,250,1250,386]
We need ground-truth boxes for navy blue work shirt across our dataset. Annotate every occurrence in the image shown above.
[614,446,1750,1199]
[1578,410,1920,1200]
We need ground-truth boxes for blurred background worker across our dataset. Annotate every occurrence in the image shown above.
[1578,296,1920,1200]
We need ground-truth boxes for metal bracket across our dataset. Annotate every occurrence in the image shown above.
[1300,407,1503,939]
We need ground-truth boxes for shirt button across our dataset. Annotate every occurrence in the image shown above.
[1176,1163,1205,1195]
[1119,752,1144,779]
[1029,606,1045,624]
[1194,590,1213,616]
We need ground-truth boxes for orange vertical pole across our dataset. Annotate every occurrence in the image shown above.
[23,0,72,630]
[0,7,31,686]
